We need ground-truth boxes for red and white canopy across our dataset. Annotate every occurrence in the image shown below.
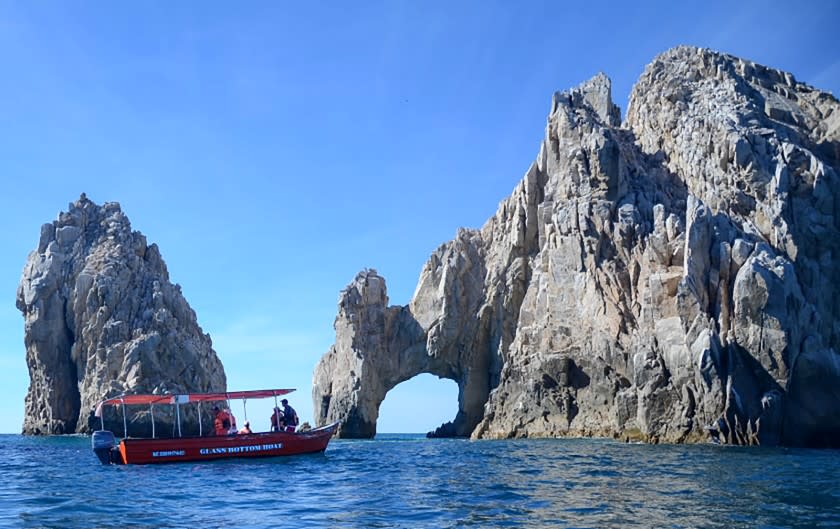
[95,388,295,416]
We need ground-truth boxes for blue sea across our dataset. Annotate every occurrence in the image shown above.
[0,434,838,529]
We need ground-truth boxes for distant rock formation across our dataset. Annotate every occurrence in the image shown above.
[17,194,226,435]
[313,46,840,447]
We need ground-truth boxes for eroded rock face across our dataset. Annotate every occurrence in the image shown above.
[18,195,226,435]
[313,46,840,447]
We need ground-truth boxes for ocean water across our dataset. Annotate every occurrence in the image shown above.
[0,434,838,529]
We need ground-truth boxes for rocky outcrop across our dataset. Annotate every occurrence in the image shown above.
[313,47,840,447]
[17,194,226,435]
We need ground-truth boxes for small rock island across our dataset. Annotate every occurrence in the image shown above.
[18,195,226,435]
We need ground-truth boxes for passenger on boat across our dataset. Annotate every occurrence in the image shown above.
[213,406,234,436]
[238,421,252,435]
[270,407,285,432]
[281,399,299,432]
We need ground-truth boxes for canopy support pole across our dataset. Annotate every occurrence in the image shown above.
[176,401,182,438]
[198,402,203,437]
[150,404,156,439]
[121,397,127,438]
[227,399,233,431]
[243,399,248,422]
[274,395,280,432]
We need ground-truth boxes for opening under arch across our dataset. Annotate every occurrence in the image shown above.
[377,374,459,435]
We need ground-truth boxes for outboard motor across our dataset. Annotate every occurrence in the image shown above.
[92,430,120,465]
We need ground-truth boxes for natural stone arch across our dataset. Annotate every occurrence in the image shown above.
[315,52,840,448]
[313,249,498,438]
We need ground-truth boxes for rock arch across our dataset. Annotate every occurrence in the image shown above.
[314,52,840,446]
[312,258,495,438]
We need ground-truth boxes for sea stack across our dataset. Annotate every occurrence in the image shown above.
[313,46,840,447]
[17,194,226,435]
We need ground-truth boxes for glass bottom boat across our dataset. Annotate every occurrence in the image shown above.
[92,389,338,465]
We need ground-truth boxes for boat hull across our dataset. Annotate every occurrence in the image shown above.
[115,423,338,465]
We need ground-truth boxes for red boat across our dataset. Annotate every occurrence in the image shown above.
[92,389,338,465]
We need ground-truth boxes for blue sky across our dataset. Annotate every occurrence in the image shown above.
[0,1,838,434]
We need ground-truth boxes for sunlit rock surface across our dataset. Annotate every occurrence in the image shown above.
[314,46,840,447]
[18,195,226,435]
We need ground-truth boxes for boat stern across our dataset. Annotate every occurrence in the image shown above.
[91,430,123,465]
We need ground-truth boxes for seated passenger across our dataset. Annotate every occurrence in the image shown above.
[270,407,285,432]
[213,406,232,436]
[238,421,252,435]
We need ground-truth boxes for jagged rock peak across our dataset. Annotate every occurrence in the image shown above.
[17,194,227,435]
[552,72,622,127]
[314,47,840,448]
[628,45,840,151]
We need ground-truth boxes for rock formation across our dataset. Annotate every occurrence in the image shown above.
[313,46,840,447]
[18,194,226,435]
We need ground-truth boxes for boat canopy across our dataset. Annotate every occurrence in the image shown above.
[96,388,295,412]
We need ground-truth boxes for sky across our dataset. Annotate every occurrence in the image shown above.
[0,1,838,435]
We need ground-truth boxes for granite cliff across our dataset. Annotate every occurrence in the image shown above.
[18,195,226,435]
[313,46,840,447]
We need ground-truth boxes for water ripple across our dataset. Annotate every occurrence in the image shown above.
[1,434,839,528]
